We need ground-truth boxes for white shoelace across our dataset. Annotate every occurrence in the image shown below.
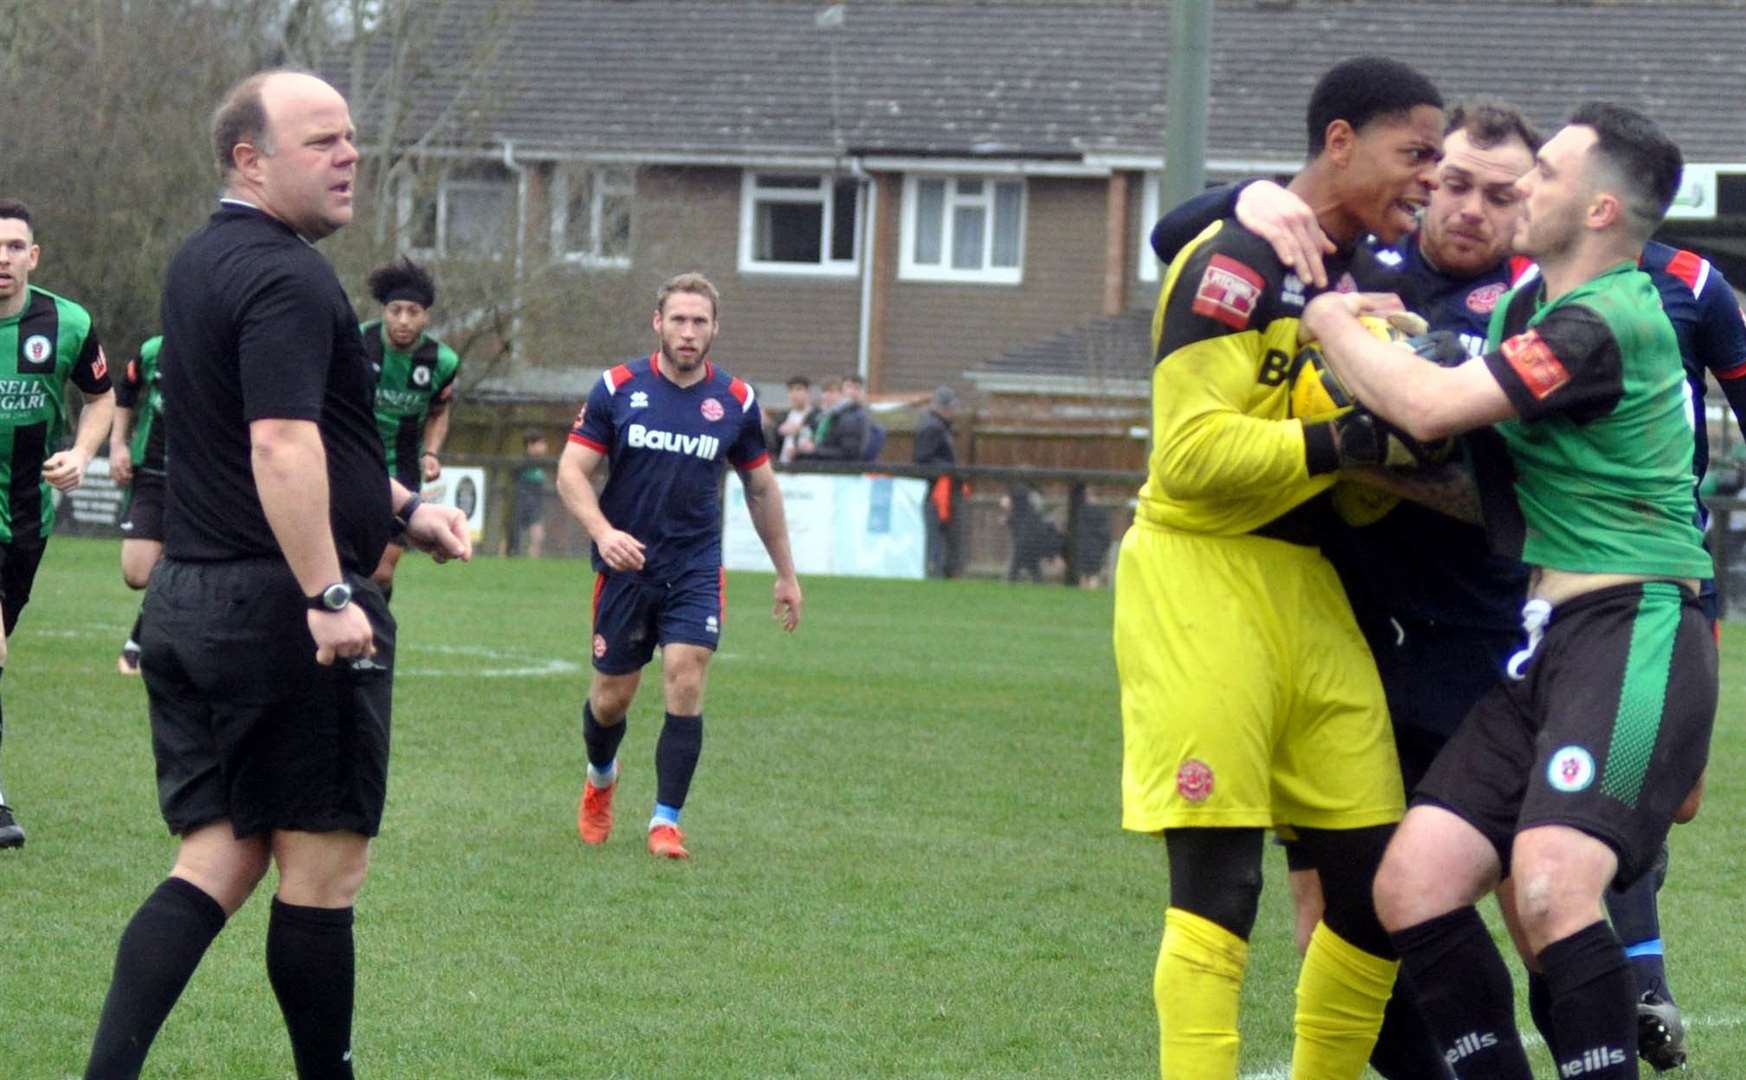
[1505,598,1553,681]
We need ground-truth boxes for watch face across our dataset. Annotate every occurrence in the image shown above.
[323,584,353,610]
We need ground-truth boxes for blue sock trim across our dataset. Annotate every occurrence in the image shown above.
[1624,938,1665,959]
[653,803,681,826]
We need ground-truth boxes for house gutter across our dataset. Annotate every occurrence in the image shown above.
[849,155,876,385]
[501,139,529,366]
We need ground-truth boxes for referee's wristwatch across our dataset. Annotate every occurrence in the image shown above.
[308,582,354,612]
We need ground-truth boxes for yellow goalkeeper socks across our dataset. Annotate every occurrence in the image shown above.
[1291,921,1399,1080]
[1156,907,1248,1080]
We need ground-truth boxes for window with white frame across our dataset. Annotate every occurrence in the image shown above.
[900,175,1025,284]
[739,172,861,275]
[1139,172,1162,282]
[398,163,516,258]
[554,164,634,266]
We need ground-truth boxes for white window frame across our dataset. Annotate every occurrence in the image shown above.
[737,171,862,277]
[1139,172,1162,283]
[397,164,516,259]
[898,174,1025,285]
[552,164,635,269]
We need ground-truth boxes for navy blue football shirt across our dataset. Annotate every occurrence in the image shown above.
[569,351,768,578]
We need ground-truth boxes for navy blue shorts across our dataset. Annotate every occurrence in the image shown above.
[590,566,724,674]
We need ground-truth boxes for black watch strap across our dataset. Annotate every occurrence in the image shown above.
[307,582,353,612]
[393,492,423,531]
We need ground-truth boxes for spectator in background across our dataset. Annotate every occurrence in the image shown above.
[1000,481,1064,583]
[775,375,817,464]
[796,375,869,461]
[508,430,550,557]
[914,384,961,578]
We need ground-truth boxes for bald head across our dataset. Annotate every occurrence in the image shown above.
[212,70,343,178]
[213,69,358,240]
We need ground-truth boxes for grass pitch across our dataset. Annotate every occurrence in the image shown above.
[3,537,1744,1078]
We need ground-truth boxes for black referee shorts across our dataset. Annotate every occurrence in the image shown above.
[141,558,396,838]
[120,470,167,543]
[1415,582,1715,888]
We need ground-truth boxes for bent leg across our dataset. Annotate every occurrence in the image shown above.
[87,823,268,1078]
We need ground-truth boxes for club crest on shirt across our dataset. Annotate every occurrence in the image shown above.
[411,365,431,388]
[700,397,724,422]
[22,335,51,364]
[1466,282,1507,314]
[1176,758,1215,803]
[1547,745,1596,793]
[1191,255,1264,330]
[1501,329,1570,399]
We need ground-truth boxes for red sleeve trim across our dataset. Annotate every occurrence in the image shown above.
[734,451,770,472]
[1714,359,1746,382]
[607,364,634,392]
[1507,256,1536,285]
[1664,249,1706,292]
[728,376,751,407]
[569,434,609,451]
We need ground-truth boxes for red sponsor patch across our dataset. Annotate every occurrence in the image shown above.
[1500,329,1570,400]
[1466,282,1506,315]
[1191,254,1265,330]
[1176,758,1215,803]
[592,633,607,659]
[90,346,108,381]
[700,397,724,422]
[573,403,588,427]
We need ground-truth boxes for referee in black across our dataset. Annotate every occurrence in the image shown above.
[84,70,470,1079]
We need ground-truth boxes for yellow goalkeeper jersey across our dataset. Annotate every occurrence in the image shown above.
[1138,219,1384,539]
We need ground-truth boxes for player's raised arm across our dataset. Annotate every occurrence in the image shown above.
[557,438,643,571]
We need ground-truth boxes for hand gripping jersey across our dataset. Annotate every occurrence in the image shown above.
[1480,262,1711,580]
[569,352,769,578]
[1139,219,1388,541]
[0,284,111,542]
[117,335,166,474]
[361,321,461,485]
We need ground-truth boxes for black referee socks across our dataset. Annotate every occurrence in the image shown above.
[267,897,358,1080]
[85,876,227,1078]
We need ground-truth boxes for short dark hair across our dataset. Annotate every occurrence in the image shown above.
[1446,100,1543,155]
[1567,101,1684,236]
[821,377,844,392]
[211,70,282,177]
[0,198,33,232]
[786,375,811,390]
[367,256,437,308]
[843,373,865,388]
[1306,56,1444,156]
[523,429,547,448]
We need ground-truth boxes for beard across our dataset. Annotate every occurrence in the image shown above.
[661,338,710,372]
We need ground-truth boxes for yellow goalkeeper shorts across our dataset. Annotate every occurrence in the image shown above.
[1114,519,1404,832]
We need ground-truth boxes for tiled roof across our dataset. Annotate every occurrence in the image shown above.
[338,0,1746,164]
[967,309,1153,390]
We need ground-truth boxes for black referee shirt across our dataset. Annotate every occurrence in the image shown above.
[159,201,390,571]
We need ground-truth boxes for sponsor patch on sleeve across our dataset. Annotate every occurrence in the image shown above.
[1190,254,1266,331]
[91,346,109,381]
[1500,329,1570,400]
